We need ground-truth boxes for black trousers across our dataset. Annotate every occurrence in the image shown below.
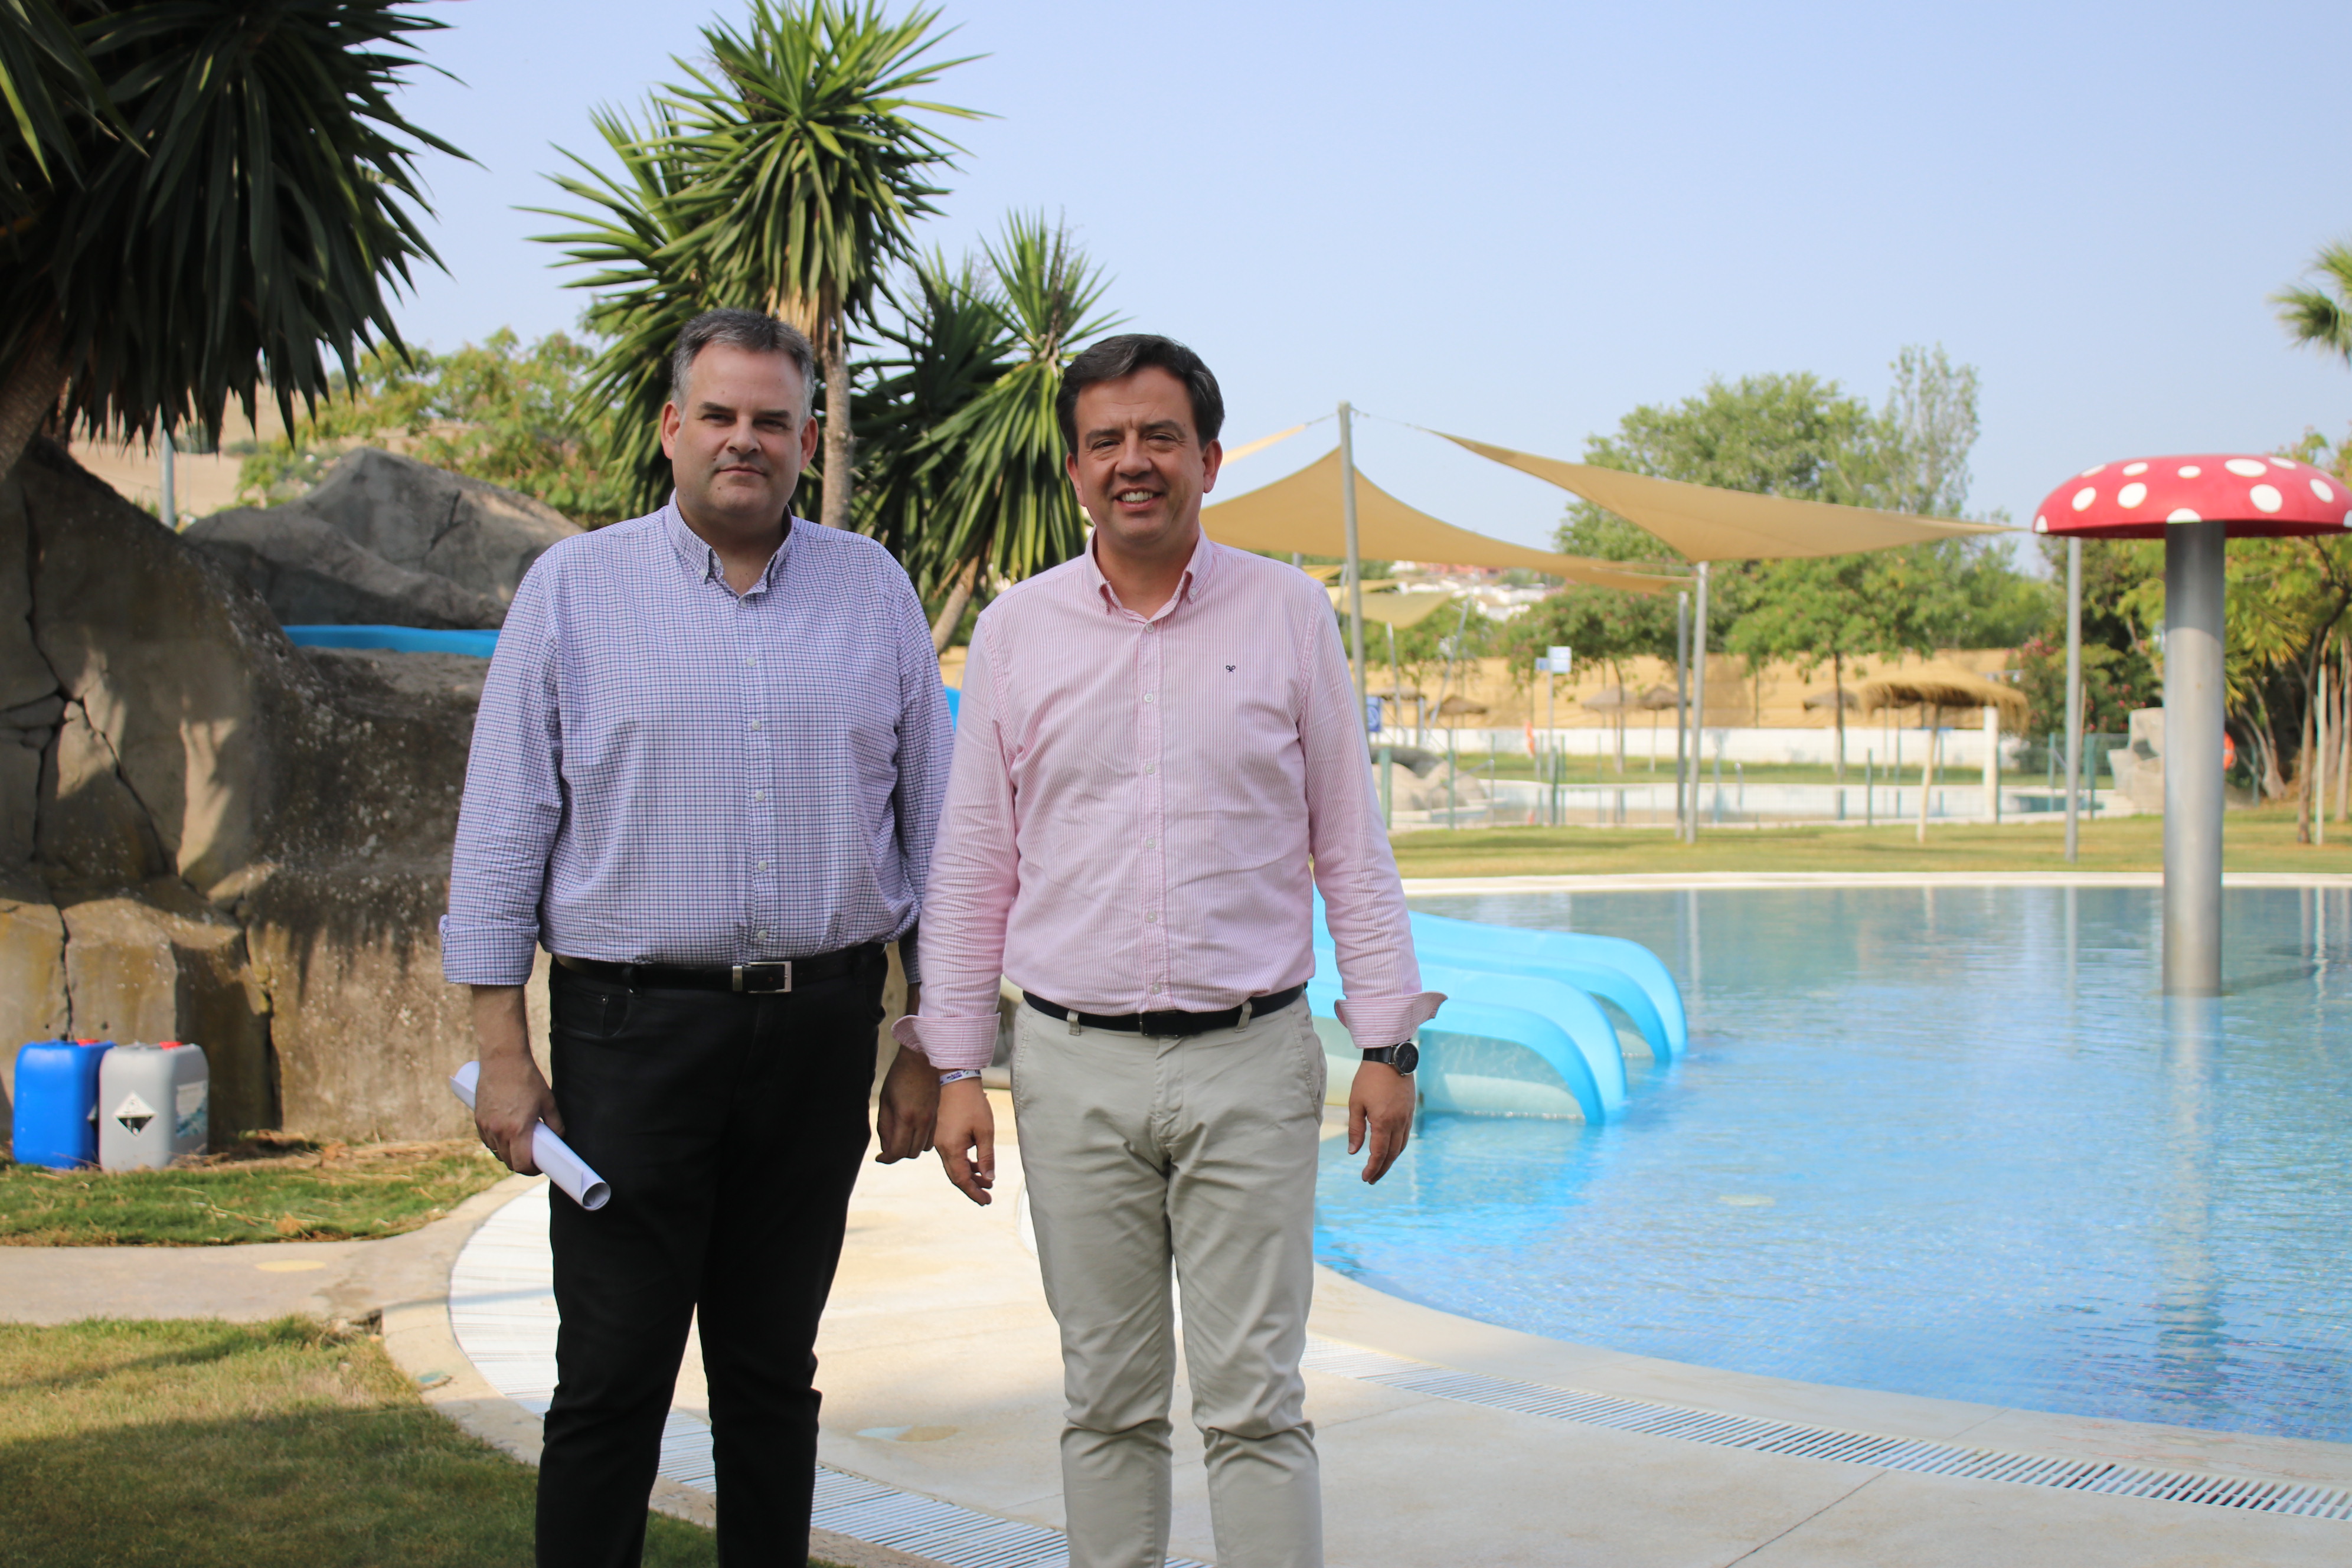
[535,947,887,1568]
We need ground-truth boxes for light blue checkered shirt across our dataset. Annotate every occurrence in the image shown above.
[440,503,952,987]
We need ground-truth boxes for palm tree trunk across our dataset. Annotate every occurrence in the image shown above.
[2297,674,2317,845]
[930,557,981,654]
[817,315,854,530]
[0,310,67,489]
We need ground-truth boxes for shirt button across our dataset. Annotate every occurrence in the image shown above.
[750,719,763,730]
[758,929,772,940]
[754,790,767,802]
[1151,983,1164,994]
[757,860,770,871]
[1143,692,1157,703]
[1144,763,1156,775]
[744,657,756,668]
[1143,837,1156,848]
[1146,912,1159,923]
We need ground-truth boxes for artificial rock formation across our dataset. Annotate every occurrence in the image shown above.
[183,447,577,629]
[0,440,511,1145]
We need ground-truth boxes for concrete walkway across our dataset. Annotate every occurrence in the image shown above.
[8,1100,2350,1566]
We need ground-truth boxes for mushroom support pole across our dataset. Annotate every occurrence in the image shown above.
[1675,591,1690,842]
[2064,537,2082,863]
[2164,520,2227,995]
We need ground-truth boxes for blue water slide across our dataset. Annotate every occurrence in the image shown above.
[1312,894,1686,1061]
[1313,937,1629,1106]
[1403,913,1685,1062]
[1302,975,1614,1122]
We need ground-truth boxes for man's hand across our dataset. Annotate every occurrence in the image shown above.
[875,1040,939,1164]
[1348,1060,1415,1184]
[471,984,562,1176]
[933,1077,995,1205]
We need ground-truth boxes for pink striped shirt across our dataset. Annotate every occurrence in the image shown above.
[896,534,1442,1072]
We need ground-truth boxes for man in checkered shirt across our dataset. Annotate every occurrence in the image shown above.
[445,308,953,1567]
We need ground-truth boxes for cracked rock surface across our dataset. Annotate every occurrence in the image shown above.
[1,440,502,1146]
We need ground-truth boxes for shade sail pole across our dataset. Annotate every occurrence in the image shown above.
[1690,563,1710,838]
[2064,537,2083,863]
[1675,592,1690,842]
[1339,400,1367,731]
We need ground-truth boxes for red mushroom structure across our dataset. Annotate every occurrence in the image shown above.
[2034,454,2350,994]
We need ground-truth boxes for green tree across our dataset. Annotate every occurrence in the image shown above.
[1,0,459,486]
[659,0,980,532]
[2272,240,2352,364]
[233,329,633,524]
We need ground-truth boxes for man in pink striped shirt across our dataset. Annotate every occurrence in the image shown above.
[896,335,1441,1568]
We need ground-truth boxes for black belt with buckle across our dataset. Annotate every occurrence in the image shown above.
[554,943,880,994]
[1023,982,1306,1037]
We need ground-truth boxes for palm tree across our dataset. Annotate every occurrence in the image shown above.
[0,0,459,486]
[2273,240,2352,364]
[531,103,712,514]
[900,214,1118,648]
[665,0,981,531]
[851,250,1014,568]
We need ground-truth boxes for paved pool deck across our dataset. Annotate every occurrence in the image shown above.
[4,1097,2346,1566]
[405,1094,2350,1568]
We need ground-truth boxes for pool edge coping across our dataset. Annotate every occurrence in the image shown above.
[1403,870,2352,894]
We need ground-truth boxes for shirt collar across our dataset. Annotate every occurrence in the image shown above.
[1085,528,1219,622]
[662,498,794,596]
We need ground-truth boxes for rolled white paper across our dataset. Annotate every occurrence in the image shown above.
[449,1060,611,1211]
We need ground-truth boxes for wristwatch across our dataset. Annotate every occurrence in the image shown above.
[1360,1041,1419,1075]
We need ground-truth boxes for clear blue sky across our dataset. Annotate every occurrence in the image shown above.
[387,1,2351,568]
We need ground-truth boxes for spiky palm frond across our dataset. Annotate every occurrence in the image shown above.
[663,0,981,337]
[0,0,128,218]
[2,0,460,460]
[2273,240,2352,365]
[527,104,710,515]
[903,213,1120,590]
[850,249,1012,566]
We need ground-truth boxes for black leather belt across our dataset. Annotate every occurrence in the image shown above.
[1023,983,1306,1037]
[554,943,880,994]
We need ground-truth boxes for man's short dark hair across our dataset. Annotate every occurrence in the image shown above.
[1056,334,1224,452]
[670,309,816,410]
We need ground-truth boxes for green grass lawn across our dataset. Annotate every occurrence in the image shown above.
[1390,802,2352,880]
[0,1317,720,1568]
[0,1139,506,1246]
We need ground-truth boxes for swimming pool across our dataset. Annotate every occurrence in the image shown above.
[1315,885,2352,1442]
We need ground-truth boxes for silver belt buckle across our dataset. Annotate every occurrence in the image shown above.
[732,961,793,994]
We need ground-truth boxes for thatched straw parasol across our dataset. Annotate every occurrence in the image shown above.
[1436,694,1488,719]
[1581,685,1632,713]
[1855,668,2027,724]
[1803,687,1860,711]
[1637,685,1678,712]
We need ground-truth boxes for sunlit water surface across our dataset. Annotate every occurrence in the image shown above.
[1314,886,2352,1441]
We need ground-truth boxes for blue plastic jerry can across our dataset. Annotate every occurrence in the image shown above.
[11,1039,116,1169]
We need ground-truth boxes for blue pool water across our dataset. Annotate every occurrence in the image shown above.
[1315,886,2352,1442]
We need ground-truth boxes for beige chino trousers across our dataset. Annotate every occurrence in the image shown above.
[1012,995,1328,1568]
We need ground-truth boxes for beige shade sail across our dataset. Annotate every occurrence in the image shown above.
[1438,434,2010,563]
[1202,447,1682,594]
[1325,586,1466,628]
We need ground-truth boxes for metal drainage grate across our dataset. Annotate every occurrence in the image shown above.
[1301,1339,2352,1522]
[653,1410,1208,1568]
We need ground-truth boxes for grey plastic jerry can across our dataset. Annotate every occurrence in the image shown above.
[98,1042,210,1171]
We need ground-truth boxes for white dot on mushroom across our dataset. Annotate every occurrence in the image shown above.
[2123,462,2149,476]
[2178,465,2203,478]
[2168,508,2203,523]
[2226,459,2268,478]
[2249,484,2283,514]
[2072,486,2096,512]
[2118,482,2148,507]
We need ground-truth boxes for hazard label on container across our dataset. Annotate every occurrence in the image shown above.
[112,1091,155,1134]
